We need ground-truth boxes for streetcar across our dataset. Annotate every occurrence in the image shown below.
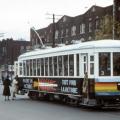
[15,39,120,107]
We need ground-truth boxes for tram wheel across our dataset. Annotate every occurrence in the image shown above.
[28,91,39,100]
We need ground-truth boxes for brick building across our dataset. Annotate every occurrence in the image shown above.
[30,1,120,46]
[0,38,31,79]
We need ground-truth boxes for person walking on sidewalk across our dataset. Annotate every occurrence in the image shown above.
[12,77,18,100]
[3,75,11,101]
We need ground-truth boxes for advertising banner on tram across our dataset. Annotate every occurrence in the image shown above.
[21,78,83,95]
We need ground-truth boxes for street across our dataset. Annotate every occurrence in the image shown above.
[0,85,120,120]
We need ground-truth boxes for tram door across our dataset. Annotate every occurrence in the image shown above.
[81,53,90,103]
[81,53,88,77]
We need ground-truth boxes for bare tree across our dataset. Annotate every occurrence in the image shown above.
[95,15,120,40]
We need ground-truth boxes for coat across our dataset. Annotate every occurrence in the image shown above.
[3,78,11,96]
[12,79,18,93]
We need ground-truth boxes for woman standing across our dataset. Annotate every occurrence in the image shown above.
[3,76,11,101]
[12,77,18,100]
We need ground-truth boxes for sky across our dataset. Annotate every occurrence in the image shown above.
[0,0,113,41]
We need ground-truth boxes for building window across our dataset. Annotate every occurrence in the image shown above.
[66,28,69,37]
[89,18,92,21]
[26,46,31,50]
[88,36,92,41]
[2,47,6,55]
[96,16,99,19]
[55,30,59,39]
[118,7,120,11]
[80,38,85,42]
[89,22,92,32]
[61,30,64,38]
[63,16,67,22]
[50,28,52,33]
[95,20,99,30]
[80,23,85,34]
[92,7,95,12]
[71,25,76,36]
[20,46,24,53]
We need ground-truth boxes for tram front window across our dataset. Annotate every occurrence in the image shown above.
[99,53,110,76]
[113,53,120,76]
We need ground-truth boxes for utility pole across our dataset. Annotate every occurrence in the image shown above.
[113,0,115,40]
[52,14,55,48]
[46,13,63,47]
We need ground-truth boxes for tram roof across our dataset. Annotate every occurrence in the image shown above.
[19,39,120,59]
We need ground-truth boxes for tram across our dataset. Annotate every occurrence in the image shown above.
[15,39,120,107]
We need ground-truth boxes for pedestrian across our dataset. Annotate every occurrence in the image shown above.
[12,76,19,100]
[3,75,11,101]
[2,75,4,84]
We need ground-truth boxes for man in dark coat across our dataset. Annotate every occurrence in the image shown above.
[3,75,11,101]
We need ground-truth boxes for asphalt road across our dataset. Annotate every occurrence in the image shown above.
[0,85,120,120]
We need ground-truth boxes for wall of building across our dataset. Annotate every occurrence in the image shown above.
[30,4,118,47]
[0,38,31,79]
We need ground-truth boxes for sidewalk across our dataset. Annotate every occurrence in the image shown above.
[0,84,28,100]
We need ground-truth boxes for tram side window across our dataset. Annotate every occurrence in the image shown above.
[49,57,53,76]
[45,58,48,76]
[41,58,44,76]
[53,56,57,76]
[58,56,63,76]
[99,53,110,76]
[23,61,26,76]
[33,59,36,76]
[69,54,74,76]
[64,55,68,76]
[19,62,23,75]
[90,56,94,75]
[37,59,41,76]
[30,60,32,76]
[26,60,30,76]
[113,53,120,76]
[77,54,79,76]
[83,56,87,74]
